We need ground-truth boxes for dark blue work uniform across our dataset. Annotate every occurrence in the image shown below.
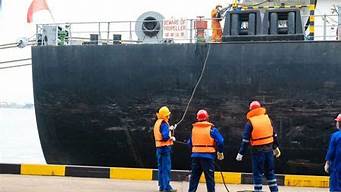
[156,122,174,192]
[187,126,224,192]
[326,129,341,192]
[238,121,279,192]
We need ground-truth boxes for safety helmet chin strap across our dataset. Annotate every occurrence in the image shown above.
[337,121,340,129]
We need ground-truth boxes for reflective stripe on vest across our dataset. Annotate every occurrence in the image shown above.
[247,108,274,146]
[153,119,173,147]
[192,121,216,153]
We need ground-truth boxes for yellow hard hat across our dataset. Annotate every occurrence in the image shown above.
[232,0,238,7]
[157,106,171,119]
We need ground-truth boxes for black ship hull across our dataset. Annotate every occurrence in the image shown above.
[32,41,341,175]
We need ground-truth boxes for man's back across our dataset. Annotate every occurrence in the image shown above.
[331,131,341,169]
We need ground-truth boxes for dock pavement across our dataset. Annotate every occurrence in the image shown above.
[0,174,328,192]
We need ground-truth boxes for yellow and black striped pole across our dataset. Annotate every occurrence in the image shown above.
[308,0,316,40]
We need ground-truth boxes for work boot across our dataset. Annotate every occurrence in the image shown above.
[166,189,177,192]
[160,189,177,192]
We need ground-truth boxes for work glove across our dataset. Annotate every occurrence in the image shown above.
[324,161,329,174]
[217,152,224,160]
[236,153,243,161]
[169,125,175,131]
[170,136,176,141]
[273,147,281,158]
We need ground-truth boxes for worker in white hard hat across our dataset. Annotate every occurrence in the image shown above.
[325,113,341,192]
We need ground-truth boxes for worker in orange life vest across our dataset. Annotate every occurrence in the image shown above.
[153,106,177,192]
[211,5,223,42]
[236,101,280,192]
[188,109,224,192]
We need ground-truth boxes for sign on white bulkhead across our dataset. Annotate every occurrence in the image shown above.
[163,17,188,40]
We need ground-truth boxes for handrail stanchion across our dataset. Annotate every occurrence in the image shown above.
[323,15,327,40]
[35,24,38,38]
[129,21,133,41]
[190,19,193,43]
[98,22,101,44]
[336,5,341,40]
[35,24,38,45]
[69,24,72,45]
[107,22,110,44]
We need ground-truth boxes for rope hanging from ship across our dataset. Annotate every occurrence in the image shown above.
[0,35,35,70]
[171,44,232,192]
[0,58,32,70]
[174,43,211,127]
[0,64,32,70]
[168,2,274,126]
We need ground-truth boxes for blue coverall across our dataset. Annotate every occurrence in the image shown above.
[187,127,224,192]
[156,122,174,192]
[325,129,341,192]
[238,122,279,192]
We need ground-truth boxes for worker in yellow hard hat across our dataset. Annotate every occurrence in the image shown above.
[153,106,176,192]
[232,0,239,8]
[211,5,223,42]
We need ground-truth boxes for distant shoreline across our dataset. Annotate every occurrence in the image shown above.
[0,103,34,109]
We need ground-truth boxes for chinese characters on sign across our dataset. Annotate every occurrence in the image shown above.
[163,17,188,39]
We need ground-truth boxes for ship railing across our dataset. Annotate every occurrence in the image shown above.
[311,14,339,41]
[35,15,339,46]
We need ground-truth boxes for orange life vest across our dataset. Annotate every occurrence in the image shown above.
[246,107,274,146]
[211,8,222,42]
[192,121,216,153]
[153,119,173,147]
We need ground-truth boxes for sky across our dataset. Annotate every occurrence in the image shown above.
[0,0,339,103]
[0,0,233,104]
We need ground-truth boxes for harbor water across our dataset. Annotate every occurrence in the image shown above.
[0,108,45,164]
